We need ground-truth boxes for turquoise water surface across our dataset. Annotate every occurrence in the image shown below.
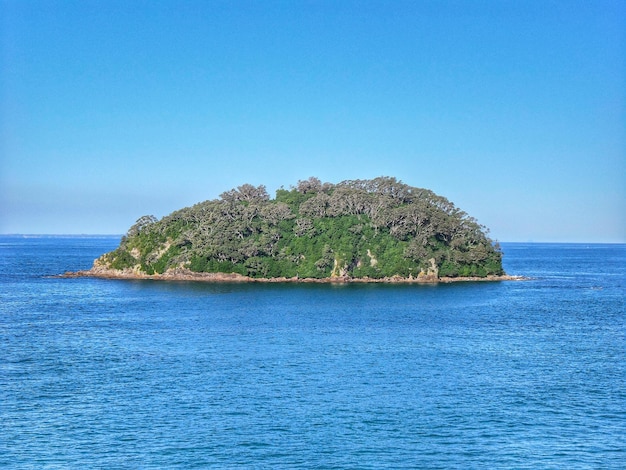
[1,237,624,468]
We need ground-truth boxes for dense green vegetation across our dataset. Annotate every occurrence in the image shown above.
[99,177,504,279]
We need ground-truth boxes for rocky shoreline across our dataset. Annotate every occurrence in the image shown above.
[60,266,526,284]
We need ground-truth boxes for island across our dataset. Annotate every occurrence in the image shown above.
[68,177,521,283]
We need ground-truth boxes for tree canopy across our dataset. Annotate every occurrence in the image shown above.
[99,177,503,279]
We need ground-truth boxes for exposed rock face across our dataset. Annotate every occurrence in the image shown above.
[367,249,378,267]
[416,257,438,280]
[330,258,350,278]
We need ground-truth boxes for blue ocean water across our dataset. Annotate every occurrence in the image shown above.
[1,236,624,468]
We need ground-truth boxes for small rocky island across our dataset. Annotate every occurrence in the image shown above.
[70,177,519,283]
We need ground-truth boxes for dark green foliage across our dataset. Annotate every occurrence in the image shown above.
[106,248,136,270]
[99,177,504,278]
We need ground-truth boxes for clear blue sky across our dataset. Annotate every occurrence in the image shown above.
[1,0,624,242]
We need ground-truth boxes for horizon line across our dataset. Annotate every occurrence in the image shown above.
[1,234,624,245]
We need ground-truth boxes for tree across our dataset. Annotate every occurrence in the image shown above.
[126,215,158,238]
[220,184,269,203]
[296,177,323,194]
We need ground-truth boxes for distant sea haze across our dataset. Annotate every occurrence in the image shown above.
[1,237,624,468]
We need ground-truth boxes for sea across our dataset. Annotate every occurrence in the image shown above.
[0,236,624,469]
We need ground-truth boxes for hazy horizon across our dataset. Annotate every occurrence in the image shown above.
[3,234,626,245]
